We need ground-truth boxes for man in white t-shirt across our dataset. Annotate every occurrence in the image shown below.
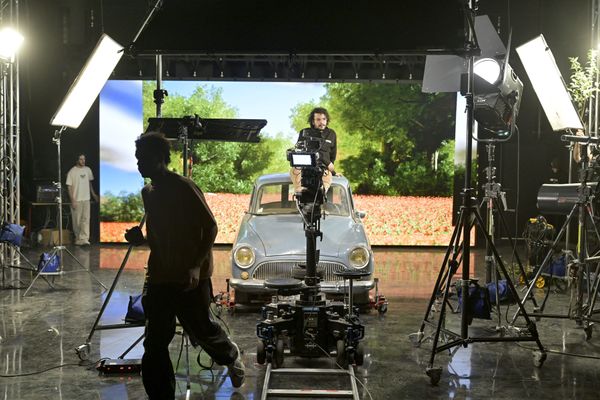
[66,154,99,245]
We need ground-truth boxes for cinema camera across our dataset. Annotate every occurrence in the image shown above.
[286,134,327,206]
[255,138,367,370]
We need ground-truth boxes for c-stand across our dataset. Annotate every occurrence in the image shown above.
[23,127,106,296]
[412,6,546,385]
[480,140,537,328]
[510,141,600,339]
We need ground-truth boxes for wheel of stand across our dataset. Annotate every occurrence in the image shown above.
[535,276,545,288]
[256,340,266,365]
[336,340,349,368]
[75,344,90,361]
[585,324,594,341]
[426,367,442,385]
[354,342,365,366]
[378,303,388,315]
[274,338,284,368]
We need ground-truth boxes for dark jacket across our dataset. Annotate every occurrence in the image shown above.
[296,127,337,167]
[141,171,218,284]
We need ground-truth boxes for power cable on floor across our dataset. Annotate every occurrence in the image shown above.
[0,357,108,378]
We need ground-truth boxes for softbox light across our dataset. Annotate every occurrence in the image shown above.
[50,34,123,129]
[516,35,583,131]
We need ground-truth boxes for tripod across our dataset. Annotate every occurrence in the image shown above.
[23,127,106,296]
[510,148,600,339]
[412,11,546,384]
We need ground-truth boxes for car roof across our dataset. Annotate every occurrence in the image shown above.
[255,172,350,188]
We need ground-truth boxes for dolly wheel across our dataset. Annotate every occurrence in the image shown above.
[355,342,365,366]
[256,340,266,365]
[273,338,284,368]
[336,340,349,369]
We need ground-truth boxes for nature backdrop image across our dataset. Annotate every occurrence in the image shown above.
[99,81,457,245]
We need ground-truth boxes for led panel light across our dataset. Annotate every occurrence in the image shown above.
[516,35,583,131]
[51,34,123,129]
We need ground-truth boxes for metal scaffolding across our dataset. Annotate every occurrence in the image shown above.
[0,0,21,272]
[590,0,600,138]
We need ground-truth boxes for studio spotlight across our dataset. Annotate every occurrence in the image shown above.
[474,57,501,84]
[473,58,523,133]
[0,27,24,61]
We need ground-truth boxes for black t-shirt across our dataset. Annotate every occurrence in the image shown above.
[296,127,337,167]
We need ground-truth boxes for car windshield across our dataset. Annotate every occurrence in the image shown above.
[254,182,350,216]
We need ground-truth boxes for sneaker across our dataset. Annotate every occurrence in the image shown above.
[227,342,245,388]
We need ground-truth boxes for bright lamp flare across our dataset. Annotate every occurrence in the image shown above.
[0,27,24,61]
[474,58,501,85]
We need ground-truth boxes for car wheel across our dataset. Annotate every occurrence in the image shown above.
[353,291,370,306]
[234,290,249,305]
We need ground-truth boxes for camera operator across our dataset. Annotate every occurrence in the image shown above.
[290,107,337,195]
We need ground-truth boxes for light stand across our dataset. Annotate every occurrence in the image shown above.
[480,139,538,327]
[22,127,107,296]
[413,6,546,385]
[510,136,600,339]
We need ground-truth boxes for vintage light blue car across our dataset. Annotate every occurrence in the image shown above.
[230,173,375,305]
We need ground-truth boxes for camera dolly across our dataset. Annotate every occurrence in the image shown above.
[256,270,367,398]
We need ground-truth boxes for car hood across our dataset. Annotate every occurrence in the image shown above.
[247,214,361,257]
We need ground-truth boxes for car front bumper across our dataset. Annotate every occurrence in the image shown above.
[229,277,375,294]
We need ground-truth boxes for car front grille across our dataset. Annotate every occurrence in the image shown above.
[252,261,347,281]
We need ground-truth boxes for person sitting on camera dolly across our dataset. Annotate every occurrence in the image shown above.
[290,107,337,197]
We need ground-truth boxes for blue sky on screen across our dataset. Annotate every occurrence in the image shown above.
[99,80,326,195]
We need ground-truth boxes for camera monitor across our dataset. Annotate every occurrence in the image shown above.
[290,153,317,168]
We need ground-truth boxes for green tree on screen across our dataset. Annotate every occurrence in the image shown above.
[291,83,455,196]
[142,81,292,194]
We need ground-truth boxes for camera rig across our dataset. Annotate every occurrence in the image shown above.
[255,146,367,369]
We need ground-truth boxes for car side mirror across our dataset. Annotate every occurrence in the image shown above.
[355,210,366,219]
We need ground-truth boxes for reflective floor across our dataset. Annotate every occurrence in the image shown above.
[1,244,600,399]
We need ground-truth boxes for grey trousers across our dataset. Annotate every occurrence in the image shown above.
[70,200,90,244]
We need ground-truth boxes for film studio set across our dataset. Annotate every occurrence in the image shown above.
[2,0,600,399]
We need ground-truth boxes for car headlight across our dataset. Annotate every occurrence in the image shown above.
[349,247,369,269]
[233,246,255,268]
